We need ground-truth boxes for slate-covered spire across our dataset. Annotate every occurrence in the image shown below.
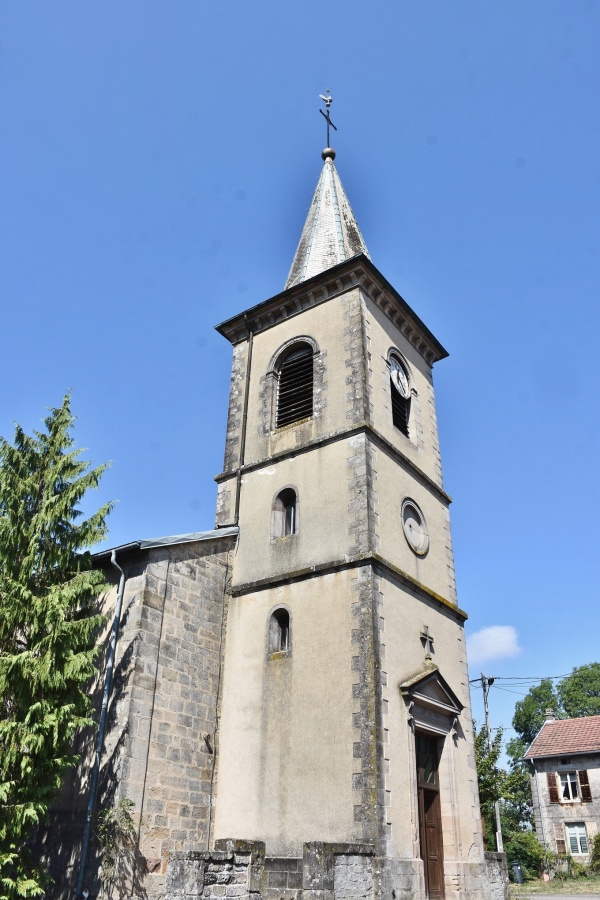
[285,149,370,289]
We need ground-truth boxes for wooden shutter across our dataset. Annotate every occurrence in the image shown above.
[554,823,566,856]
[546,772,560,803]
[578,770,592,802]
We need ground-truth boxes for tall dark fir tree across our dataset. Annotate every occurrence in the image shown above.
[0,394,112,898]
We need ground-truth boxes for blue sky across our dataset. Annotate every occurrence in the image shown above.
[1,1,599,740]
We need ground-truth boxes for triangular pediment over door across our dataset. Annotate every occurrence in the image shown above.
[400,665,464,735]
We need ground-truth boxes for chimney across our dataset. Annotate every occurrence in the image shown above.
[544,709,556,722]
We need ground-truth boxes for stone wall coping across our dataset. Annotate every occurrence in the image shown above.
[484,852,508,862]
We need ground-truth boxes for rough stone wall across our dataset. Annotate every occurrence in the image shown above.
[165,841,264,900]
[126,539,234,897]
[38,536,235,900]
[483,853,509,900]
[33,561,149,895]
[263,857,304,895]
[530,755,600,859]
[165,844,494,900]
[333,854,373,900]
[165,842,376,900]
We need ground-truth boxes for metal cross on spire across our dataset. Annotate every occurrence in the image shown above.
[319,90,338,150]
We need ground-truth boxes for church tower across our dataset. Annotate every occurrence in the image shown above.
[210,142,491,900]
[34,109,501,900]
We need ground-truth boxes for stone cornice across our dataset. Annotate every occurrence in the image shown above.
[215,255,448,366]
[231,551,467,622]
[214,421,452,506]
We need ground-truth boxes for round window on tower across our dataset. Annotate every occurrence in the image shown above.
[401,499,429,556]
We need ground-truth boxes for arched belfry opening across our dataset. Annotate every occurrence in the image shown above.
[272,488,297,538]
[275,343,314,427]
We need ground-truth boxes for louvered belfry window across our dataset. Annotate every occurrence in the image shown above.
[391,386,410,436]
[389,355,411,438]
[276,344,313,427]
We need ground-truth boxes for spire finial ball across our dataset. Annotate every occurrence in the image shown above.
[321,147,336,161]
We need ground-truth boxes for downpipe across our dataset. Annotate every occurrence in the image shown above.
[75,550,126,897]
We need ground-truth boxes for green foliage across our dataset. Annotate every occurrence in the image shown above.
[474,723,506,849]
[0,395,112,899]
[565,857,589,879]
[512,679,560,746]
[502,737,534,834]
[558,663,600,718]
[589,834,600,875]
[512,666,600,753]
[504,831,546,880]
[97,797,136,891]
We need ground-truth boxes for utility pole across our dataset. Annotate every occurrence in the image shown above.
[481,673,504,853]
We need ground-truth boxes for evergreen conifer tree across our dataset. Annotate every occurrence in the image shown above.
[0,395,112,898]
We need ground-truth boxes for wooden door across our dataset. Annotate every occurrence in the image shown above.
[416,733,445,900]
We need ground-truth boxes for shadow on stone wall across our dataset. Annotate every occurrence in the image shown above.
[32,615,142,898]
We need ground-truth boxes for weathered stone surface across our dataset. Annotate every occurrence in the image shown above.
[484,853,509,900]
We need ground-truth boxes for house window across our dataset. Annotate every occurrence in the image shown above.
[565,823,588,855]
[268,608,290,654]
[548,770,593,804]
[276,343,313,427]
[389,354,411,437]
[560,772,579,801]
[272,488,297,538]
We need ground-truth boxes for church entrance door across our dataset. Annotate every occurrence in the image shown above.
[416,733,445,900]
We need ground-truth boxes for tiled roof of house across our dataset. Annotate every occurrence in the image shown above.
[524,715,600,759]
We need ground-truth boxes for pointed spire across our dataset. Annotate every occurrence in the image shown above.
[285,152,370,290]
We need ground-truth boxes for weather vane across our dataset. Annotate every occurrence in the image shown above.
[319,90,338,150]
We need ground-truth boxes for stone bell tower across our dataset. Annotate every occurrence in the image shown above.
[209,142,492,900]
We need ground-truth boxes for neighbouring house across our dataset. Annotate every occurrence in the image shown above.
[525,710,600,862]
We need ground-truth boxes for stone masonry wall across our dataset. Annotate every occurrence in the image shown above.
[165,842,375,900]
[333,854,374,900]
[123,539,235,899]
[39,535,236,900]
[483,853,509,900]
[165,840,264,900]
[530,754,600,861]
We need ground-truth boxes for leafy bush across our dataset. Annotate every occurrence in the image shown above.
[504,832,546,880]
[566,857,589,879]
[590,834,600,874]
[97,797,136,890]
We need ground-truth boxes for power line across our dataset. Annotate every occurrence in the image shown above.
[492,686,531,696]
[469,673,568,684]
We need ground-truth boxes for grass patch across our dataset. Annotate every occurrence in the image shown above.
[511,875,600,895]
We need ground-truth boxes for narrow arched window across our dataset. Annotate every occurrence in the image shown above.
[269,608,290,654]
[276,343,313,427]
[389,355,411,437]
[272,488,297,538]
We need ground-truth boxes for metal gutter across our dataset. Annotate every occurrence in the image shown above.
[91,528,239,563]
